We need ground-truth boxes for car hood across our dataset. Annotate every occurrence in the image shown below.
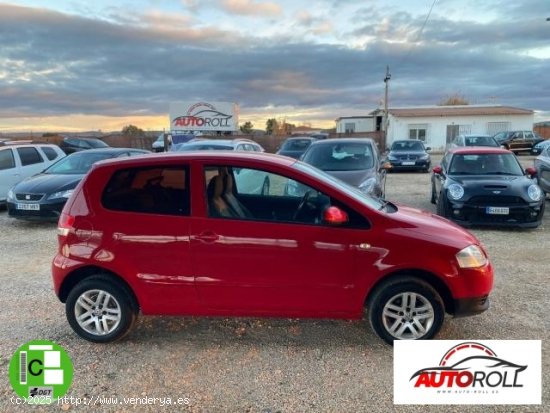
[324,169,375,187]
[450,175,533,190]
[389,204,479,249]
[389,150,428,157]
[13,173,85,193]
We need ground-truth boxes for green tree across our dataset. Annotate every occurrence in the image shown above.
[266,118,277,135]
[240,121,254,134]
[122,124,145,136]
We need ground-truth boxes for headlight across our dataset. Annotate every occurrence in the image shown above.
[358,177,376,195]
[447,184,464,200]
[47,189,74,200]
[7,189,15,201]
[419,154,430,160]
[527,184,542,201]
[456,245,488,268]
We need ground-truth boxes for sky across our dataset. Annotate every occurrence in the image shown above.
[0,0,549,133]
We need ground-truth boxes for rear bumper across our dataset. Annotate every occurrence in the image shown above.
[453,295,490,317]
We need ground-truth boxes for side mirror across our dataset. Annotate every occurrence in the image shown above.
[323,206,349,226]
[425,147,432,151]
[525,167,537,177]
[432,165,442,175]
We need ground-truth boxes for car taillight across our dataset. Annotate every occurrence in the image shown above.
[58,213,75,236]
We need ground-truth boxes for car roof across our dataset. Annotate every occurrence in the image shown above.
[310,137,375,145]
[63,136,104,141]
[447,146,511,155]
[459,134,492,138]
[66,147,148,155]
[92,151,295,170]
[0,143,61,150]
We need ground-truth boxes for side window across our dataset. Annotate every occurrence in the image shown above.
[17,147,43,166]
[0,149,16,170]
[102,166,190,216]
[40,146,59,161]
[203,165,369,228]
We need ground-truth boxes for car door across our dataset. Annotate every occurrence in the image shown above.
[190,163,366,315]
[0,148,21,201]
[433,152,451,197]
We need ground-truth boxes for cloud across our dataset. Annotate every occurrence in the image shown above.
[219,0,282,17]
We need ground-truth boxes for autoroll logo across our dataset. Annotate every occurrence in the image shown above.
[394,340,541,405]
[172,102,232,128]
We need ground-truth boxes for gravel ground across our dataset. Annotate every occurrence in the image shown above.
[0,155,548,412]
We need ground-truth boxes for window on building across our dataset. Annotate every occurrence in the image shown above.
[459,125,472,135]
[344,123,356,134]
[487,122,510,136]
[408,124,428,141]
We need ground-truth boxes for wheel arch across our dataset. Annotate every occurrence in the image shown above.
[365,269,455,314]
[58,265,139,312]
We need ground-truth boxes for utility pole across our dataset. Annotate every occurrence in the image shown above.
[383,65,391,149]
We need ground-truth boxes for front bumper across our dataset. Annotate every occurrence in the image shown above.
[445,199,544,228]
[7,199,66,222]
[388,159,430,171]
[453,295,490,317]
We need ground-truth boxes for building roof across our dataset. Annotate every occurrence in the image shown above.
[335,116,373,121]
[370,105,533,118]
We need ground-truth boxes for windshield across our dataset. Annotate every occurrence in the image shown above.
[293,161,384,210]
[281,139,312,151]
[45,152,116,174]
[178,144,233,151]
[87,139,109,148]
[464,136,498,147]
[449,153,524,176]
[391,141,424,151]
[302,142,374,171]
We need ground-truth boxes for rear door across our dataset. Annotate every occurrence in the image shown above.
[0,148,20,201]
[16,146,48,179]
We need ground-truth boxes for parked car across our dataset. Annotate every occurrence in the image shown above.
[52,151,493,344]
[534,145,550,196]
[531,139,550,155]
[385,139,431,172]
[151,134,172,152]
[173,138,265,152]
[300,138,386,197]
[492,131,543,154]
[431,147,544,228]
[7,148,149,221]
[276,137,316,159]
[59,137,110,154]
[0,144,66,205]
[450,134,499,148]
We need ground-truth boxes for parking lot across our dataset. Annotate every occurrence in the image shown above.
[0,154,548,412]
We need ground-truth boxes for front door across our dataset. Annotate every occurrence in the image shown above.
[446,125,459,147]
[191,164,368,315]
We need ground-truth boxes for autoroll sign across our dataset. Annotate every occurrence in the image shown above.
[394,340,541,404]
[170,101,239,132]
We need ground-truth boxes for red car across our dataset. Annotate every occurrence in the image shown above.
[52,152,493,344]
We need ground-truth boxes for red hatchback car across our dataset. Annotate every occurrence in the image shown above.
[52,152,493,344]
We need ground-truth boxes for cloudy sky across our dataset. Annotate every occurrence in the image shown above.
[0,0,549,132]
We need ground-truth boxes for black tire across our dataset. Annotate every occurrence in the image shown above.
[367,276,445,345]
[430,183,437,204]
[436,191,449,217]
[66,275,138,343]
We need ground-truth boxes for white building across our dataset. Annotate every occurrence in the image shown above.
[336,105,535,150]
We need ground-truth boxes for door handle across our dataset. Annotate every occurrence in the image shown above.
[195,231,220,243]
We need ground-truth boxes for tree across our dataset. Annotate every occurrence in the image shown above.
[266,118,277,135]
[438,93,470,106]
[240,121,254,134]
[122,124,145,136]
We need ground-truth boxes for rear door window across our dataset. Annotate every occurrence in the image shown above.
[17,147,44,166]
[102,166,190,216]
[40,146,60,161]
[0,149,16,170]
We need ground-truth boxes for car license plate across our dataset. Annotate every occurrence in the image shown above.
[16,203,40,211]
[486,206,509,215]
[402,161,415,166]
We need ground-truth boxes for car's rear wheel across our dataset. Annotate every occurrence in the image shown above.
[368,277,445,344]
[66,275,137,343]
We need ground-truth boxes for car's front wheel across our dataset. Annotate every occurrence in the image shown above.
[436,191,449,217]
[368,277,445,345]
[66,275,138,343]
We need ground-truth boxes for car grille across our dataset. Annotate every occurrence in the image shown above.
[467,196,526,206]
[396,155,419,160]
[15,193,44,201]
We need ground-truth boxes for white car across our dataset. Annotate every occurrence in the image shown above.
[0,144,66,205]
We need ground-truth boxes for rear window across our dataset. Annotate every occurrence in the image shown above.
[302,142,374,171]
[102,166,190,216]
[40,146,60,160]
[17,147,44,166]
